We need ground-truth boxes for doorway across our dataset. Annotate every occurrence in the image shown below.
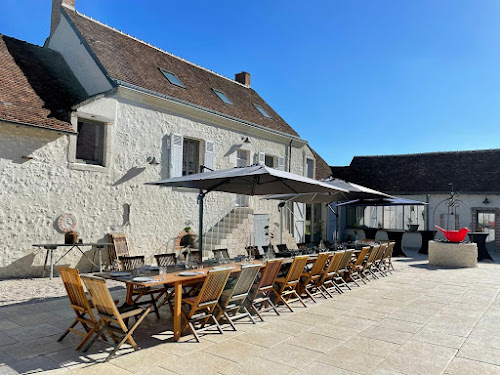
[254,214,269,251]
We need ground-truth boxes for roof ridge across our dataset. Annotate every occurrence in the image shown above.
[353,148,500,159]
[67,9,250,89]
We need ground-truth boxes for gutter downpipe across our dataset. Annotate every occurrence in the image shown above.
[425,193,430,230]
[288,139,293,172]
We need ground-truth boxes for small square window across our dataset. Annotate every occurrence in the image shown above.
[212,89,233,105]
[160,68,186,88]
[76,121,105,165]
[265,154,275,167]
[253,103,272,118]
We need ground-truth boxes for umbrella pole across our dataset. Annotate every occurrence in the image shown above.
[327,204,339,243]
[198,190,205,255]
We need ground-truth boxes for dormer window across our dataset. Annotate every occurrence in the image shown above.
[212,89,233,105]
[160,68,185,88]
[253,103,272,118]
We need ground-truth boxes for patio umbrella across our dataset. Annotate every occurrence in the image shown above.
[336,197,427,207]
[264,179,394,243]
[146,163,350,251]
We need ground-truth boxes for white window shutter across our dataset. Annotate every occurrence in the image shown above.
[204,141,215,172]
[258,152,265,165]
[277,157,285,171]
[170,133,183,177]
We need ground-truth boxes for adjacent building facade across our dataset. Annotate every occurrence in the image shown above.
[330,149,500,253]
[0,0,331,277]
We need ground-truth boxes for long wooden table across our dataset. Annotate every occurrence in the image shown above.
[100,260,266,341]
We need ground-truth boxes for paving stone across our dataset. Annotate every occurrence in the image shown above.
[444,357,500,375]
[317,346,385,373]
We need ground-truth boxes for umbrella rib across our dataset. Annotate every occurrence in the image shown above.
[275,176,299,194]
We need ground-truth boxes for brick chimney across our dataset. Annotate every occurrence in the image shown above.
[51,0,76,35]
[235,72,251,86]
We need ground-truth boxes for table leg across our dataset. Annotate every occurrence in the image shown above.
[99,248,103,273]
[50,249,54,280]
[42,249,49,278]
[126,284,134,305]
[174,282,182,342]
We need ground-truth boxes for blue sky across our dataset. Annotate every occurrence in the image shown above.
[2,0,500,166]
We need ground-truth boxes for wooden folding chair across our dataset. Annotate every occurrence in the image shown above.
[119,255,145,270]
[108,233,131,270]
[299,252,331,302]
[217,264,261,329]
[119,255,164,318]
[273,255,309,312]
[181,267,233,342]
[373,243,389,277]
[81,275,150,362]
[349,246,370,285]
[154,253,177,267]
[382,242,395,273]
[362,245,381,280]
[248,258,283,321]
[212,248,229,259]
[57,267,106,350]
[319,252,345,296]
[335,249,355,289]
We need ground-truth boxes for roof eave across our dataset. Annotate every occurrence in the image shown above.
[0,118,76,135]
[115,79,305,143]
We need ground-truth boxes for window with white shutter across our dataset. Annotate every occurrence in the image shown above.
[170,133,183,177]
[258,152,265,165]
[277,157,285,171]
[204,141,215,171]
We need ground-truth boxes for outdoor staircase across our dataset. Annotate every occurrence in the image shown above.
[202,207,254,257]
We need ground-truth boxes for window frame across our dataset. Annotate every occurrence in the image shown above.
[159,68,186,88]
[68,113,112,172]
[253,103,272,118]
[182,137,201,176]
[212,89,233,105]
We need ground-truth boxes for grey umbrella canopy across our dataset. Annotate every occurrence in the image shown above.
[336,197,427,207]
[264,178,392,204]
[146,164,350,252]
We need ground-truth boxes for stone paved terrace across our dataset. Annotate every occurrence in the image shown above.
[1,251,500,375]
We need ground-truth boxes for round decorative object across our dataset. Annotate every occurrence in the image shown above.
[57,213,77,233]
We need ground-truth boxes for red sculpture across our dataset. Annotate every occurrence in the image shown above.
[434,225,469,243]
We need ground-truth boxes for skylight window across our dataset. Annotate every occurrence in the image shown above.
[160,68,185,88]
[253,103,272,118]
[212,89,233,105]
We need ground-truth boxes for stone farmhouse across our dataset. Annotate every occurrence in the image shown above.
[0,0,332,277]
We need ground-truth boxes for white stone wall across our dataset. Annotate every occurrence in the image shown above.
[0,93,311,277]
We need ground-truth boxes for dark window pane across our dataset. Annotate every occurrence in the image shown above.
[182,138,200,175]
[76,121,104,164]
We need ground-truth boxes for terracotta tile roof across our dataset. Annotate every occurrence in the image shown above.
[0,35,86,133]
[309,147,332,180]
[330,149,500,193]
[63,9,300,138]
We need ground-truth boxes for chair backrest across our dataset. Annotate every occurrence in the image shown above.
[246,246,260,257]
[262,245,274,254]
[58,267,94,318]
[309,252,331,276]
[376,244,388,261]
[81,275,122,321]
[229,264,261,298]
[284,255,309,284]
[366,245,380,264]
[338,249,354,271]
[296,243,307,249]
[154,253,177,267]
[184,250,202,263]
[256,258,283,290]
[385,242,395,259]
[108,233,130,268]
[361,239,375,244]
[276,244,288,253]
[119,255,145,270]
[213,248,229,259]
[195,267,233,305]
[354,247,370,267]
